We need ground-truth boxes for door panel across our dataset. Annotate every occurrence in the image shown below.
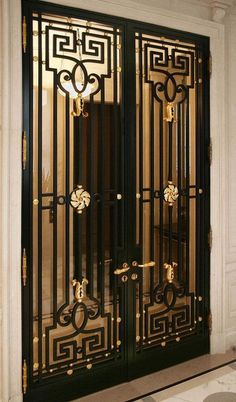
[22,2,210,401]
[134,32,199,350]
[30,9,126,386]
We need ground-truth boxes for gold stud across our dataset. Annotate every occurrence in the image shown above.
[117,317,121,323]
[33,363,39,370]
[87,364,92,369]
[198,296,203,301]
[176,337,180,342]
[33,337,39,343]
[136,336,141,342]
[136,193,141,199]
[117,340,121,346]
[161,341,166,347]
[199,189,203,194]
[198,316,203,322]
[117,194,122,200]
[67,369,73,375]
[136,313,141,318]
[117,67,122,72]
[33,199,39,205]
[198,78,202,84]
[198,58,202,63]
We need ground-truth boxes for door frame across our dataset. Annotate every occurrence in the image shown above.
[0,0,226,401]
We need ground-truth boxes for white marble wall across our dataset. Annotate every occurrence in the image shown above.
[224,12,236,350]
[0,0,236,401]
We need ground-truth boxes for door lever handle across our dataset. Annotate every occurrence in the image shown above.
[114,263,130,275]
[132,261,155,268]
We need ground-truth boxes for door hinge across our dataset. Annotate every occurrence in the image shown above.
[208,227,212,251]
[22,248,27,287]
[208,52,212,77]
[22,16,27,53]
[208,139,212,165]
[208,311,212,334]
[22,130,27,170]
[22,359,28,394]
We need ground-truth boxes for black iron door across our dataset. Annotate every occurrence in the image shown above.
[22,2,210,401]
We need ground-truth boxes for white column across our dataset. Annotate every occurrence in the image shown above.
[0,0,22,401]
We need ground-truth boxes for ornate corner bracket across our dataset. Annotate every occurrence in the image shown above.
[209,0,234,22]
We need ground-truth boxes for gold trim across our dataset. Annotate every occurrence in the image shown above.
[132,261,155,268]
[22,16,27,53]
[22,130,27,170]
[164,183,179,206]
[164,262,177,283]
[22,248,27,287]
[22,359,27,394]
[114,262,130,275]
[164,102,175,122]
[71,277,88,302]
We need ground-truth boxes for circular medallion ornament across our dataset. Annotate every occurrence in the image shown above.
[164,183,179,206]
[69,185,90,214]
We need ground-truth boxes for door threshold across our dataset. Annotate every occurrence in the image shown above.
[73,349,236,402]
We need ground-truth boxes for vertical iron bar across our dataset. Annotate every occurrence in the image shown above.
[87,96,94,297]
[168,121,173,182]
[138,34,144,342]
[53,75,58,320]
[186,94,190,290]
[177,103,182,281]
[159,102,164,282]
[65,94,70,303]
[98,81,105,309]
[37,15,43,380]
[112,30,118,354]
[74,117,83,281]
[150,87,154,303]
[168,121,173,264]
[196,49,201,318]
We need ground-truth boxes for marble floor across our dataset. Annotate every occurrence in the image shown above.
[73,350,236,402]
[137,363,236,401]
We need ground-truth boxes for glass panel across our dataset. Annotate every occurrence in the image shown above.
[32,13,124,380]
[135,33,199,349]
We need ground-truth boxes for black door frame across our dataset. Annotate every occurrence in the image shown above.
[22,1,210,401]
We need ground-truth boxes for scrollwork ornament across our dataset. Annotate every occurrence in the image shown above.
[69,185,91,214]
[164,183,179,206]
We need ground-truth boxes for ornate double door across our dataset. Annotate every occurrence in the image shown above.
[22,2,210,401]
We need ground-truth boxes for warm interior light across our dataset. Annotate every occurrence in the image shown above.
[59,81,93,99]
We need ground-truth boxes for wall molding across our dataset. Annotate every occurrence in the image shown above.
[0,0,228,400]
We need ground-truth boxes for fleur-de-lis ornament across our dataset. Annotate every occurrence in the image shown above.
[72,278,88,302]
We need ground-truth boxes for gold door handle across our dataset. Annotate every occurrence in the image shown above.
[114,263,130,275]
[132,261,155,268]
